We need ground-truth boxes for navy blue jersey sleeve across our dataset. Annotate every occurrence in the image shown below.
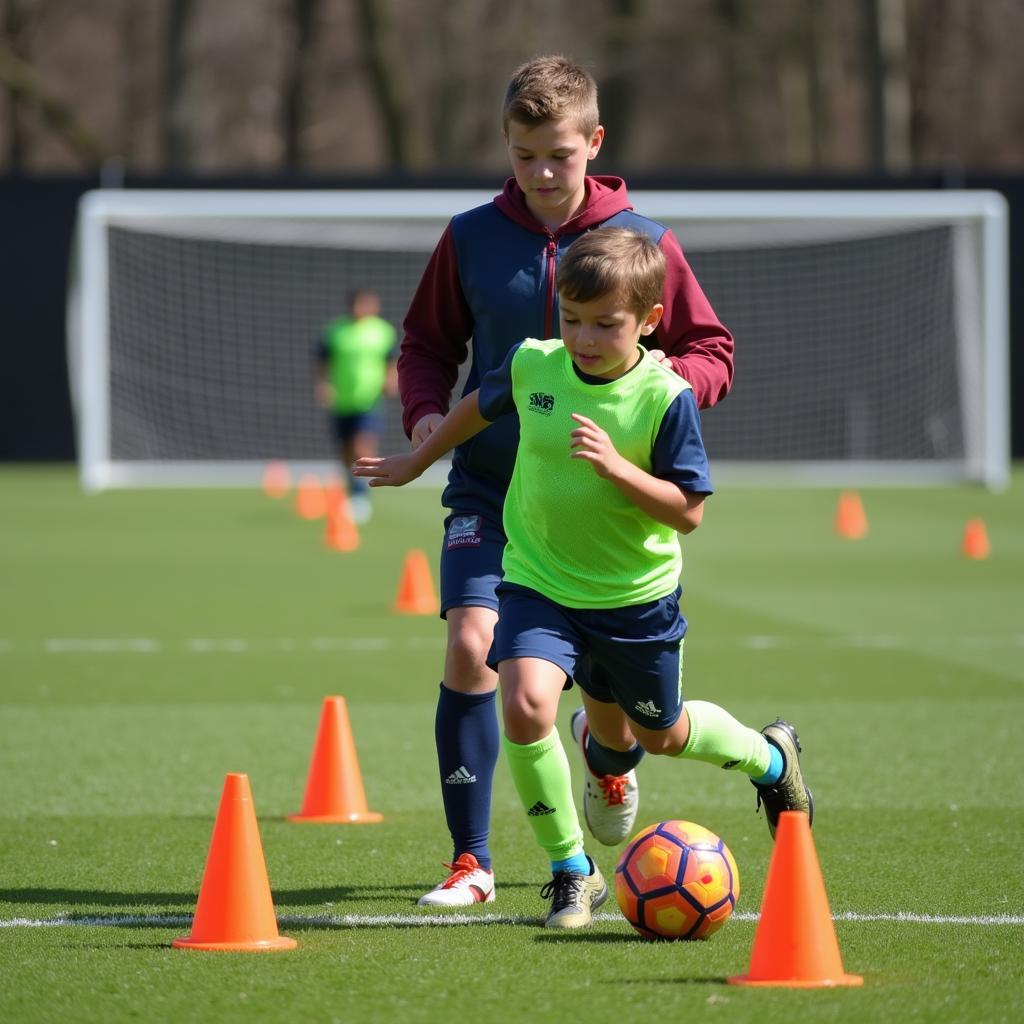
[315,337,329,361]
[477,342,521,421]
[652,389,713,495]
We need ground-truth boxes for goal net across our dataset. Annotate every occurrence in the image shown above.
[70,189,1009,492]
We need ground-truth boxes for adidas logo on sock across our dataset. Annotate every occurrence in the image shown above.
[527,801,555,816]
[634,699,661,717]
[444,765,477,785]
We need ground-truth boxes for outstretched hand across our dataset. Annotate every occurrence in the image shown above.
[352,452,422,487]
[569,413,627,479]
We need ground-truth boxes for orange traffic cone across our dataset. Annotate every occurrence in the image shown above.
[173,773,296,952]
[324,491,359,552]
[834,491,868,540]
[729,811,862,987]
[961,518,991,560]
[288,696,383,824]
[262,461,291,499]
[295,473,327,520]
[393,549,439,615]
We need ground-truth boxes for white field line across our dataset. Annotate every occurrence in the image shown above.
[1,634,1021,655]
[1,910,1022,930]
[3,637,448,655]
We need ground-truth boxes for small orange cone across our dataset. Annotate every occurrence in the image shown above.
[288,696,383,824]
[834,491,868,540]
[393,549,439,615]
[173,773,296,952]
[324,490,359,552]
[961,518,991,560]
[295,473,327,520]
[262,461,291,499]
[729,812,862,988]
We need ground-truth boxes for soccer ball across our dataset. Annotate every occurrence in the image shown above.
[614,820,739,940]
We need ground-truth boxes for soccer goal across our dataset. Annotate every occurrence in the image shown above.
[71,188,1009,492]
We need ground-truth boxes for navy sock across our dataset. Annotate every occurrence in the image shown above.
[585,732,645,777]
[435,683,498,870]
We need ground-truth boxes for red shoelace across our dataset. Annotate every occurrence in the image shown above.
[598,774,628,806]
[438,854,480,887]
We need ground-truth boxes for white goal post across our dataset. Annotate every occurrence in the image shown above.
[71,188,1009,492]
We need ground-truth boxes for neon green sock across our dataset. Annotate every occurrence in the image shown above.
[674,700,772,777]
[502,730,584,862]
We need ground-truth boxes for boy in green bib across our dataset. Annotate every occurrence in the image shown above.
[355,228,812,928]
[315,289,397,523]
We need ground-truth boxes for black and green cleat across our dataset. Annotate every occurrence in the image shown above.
[752,718,814,839]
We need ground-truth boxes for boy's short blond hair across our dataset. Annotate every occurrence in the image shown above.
[556,228,665,319]
[503,54,600,137]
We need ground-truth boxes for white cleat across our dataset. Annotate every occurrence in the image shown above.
[348,493,373,525]
[570,707,639,846]
[417,853,495,907]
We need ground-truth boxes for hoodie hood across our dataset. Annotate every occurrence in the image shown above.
[493,175,634,235]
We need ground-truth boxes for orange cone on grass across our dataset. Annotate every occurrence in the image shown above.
[173,773,296,952]
[393,549,439,615]
[324,490,359,552]
[295,473,327,520]
[834,491,868,539]
[961,518,990,560]
[288,696,383,823]
[261,461,291,499]
[729,811,862,988]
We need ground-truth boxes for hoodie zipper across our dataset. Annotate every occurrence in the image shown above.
[543,235,558,338]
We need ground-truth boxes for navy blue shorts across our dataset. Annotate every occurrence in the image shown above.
[332,411,378,443]
[438,510,506,618]
[488,582,687,730]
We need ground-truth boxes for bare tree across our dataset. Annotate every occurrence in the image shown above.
[161,0,193,169]
[597,0,641,166]
[2,0,28,169]
[117,0,147,166]
[354,0,416,168]
[864,0,911,171]
[282,0,318,169]
[716,0,758,166]
[0,38,107,165]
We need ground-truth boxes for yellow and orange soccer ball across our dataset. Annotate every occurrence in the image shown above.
[614,820,739,941]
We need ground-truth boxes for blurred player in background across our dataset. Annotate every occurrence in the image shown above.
[315,288,398,524]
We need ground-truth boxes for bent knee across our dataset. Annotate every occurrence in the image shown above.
[447,622,493,665]
[636,734,674,756]
[444,615,497,690]
[635,726,688,756]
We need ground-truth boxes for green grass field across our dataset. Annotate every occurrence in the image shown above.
[2,465,1022,1023]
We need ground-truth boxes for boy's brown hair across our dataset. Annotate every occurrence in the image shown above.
[502,54,600,137]
[556,228,665,319]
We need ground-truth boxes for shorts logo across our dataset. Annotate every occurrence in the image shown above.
[446,515,483,549]
[634,699,662,718]
[528,392,555,415]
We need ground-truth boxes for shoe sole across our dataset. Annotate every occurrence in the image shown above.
[418,892,495,907]
[417,884,496,907]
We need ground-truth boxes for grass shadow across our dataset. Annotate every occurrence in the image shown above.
[0,888,193,908]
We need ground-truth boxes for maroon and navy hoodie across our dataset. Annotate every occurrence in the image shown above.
[398,175,734,517]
